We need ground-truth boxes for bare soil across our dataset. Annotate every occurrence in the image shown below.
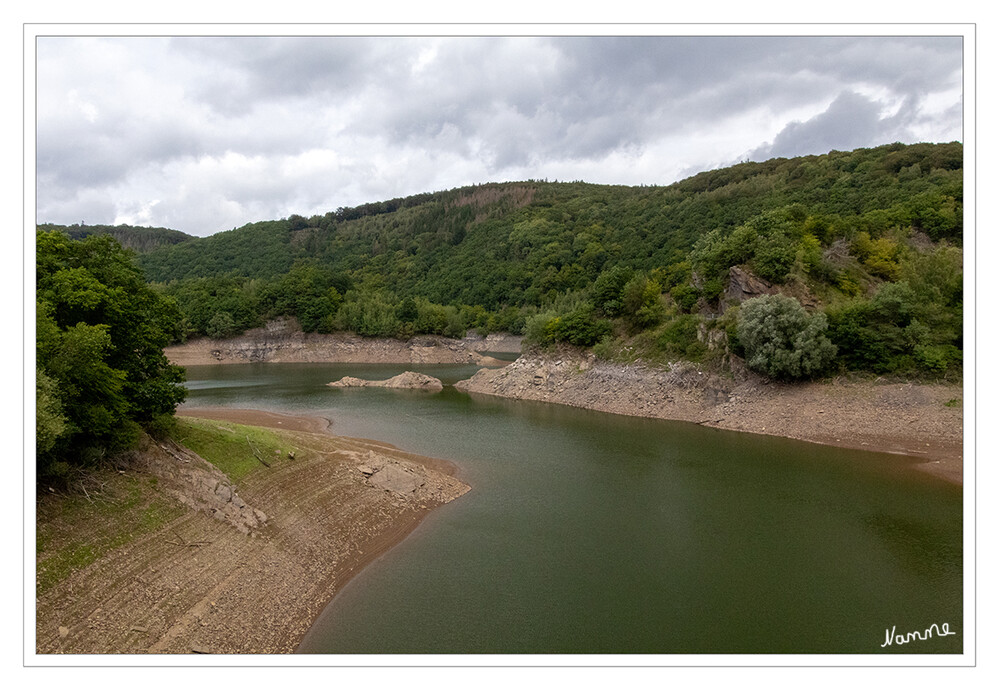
[35,410,469,654]
[456,352,964,484]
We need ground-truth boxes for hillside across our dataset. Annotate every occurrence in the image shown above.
[37,223,196,253]
[39,141,964,379]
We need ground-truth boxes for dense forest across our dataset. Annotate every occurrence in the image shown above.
[36,222,196,253]
[40,141,964,382]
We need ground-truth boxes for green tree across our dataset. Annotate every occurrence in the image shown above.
[36,231,186,475]
[206,311,238,339]
[737,295,836,380]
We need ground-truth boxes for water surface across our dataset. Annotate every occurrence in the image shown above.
[183,362,963,654]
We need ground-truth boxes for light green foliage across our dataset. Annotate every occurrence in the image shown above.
[36,367,67,455]
[752,231,798,284]
[737,295,836,380]
[621,274,665,330]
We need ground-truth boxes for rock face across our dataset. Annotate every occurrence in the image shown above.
[327,371,444,391]
[725,266,777,304]
[164,317,497,366]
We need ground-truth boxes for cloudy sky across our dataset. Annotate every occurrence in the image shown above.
[34,34,964,237]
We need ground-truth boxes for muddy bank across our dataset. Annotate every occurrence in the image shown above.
[36,410,469,654]
[455,352,963,484]
[165,317,509,366]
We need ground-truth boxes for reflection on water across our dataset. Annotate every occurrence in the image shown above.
[182,363,963,654]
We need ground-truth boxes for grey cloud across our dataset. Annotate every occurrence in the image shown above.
[35,35,965,236]
[747,91,907,161]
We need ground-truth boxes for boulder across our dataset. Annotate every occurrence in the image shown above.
[368,464,424,495]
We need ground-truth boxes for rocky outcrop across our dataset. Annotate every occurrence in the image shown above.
[725,266,777,304]
[327,371,444,391]
[724,266,821,309]
[121,435,267,535]
[455,352,729,420]
[164,317,499,366]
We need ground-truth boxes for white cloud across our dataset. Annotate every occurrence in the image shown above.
[34,34,964,237]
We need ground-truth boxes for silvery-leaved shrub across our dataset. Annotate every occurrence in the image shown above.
[736,294,836,380]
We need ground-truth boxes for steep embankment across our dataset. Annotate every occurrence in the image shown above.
[165,318,515,366]
[456,353,963,483]
[36,412,469,654]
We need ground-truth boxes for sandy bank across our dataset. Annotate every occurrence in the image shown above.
[165,317,510,367]
[455,353,964,484]
[36,410,469,654]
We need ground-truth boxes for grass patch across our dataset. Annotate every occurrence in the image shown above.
[173,417,294,482]
[944,398,961,408]
[37,419,303,595]
[36,474,186,595]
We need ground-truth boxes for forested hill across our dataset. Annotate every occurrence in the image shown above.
[38,141,964,379]
[138,142,962,306]
[36,223,196,253]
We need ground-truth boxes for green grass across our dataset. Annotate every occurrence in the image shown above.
[37,419,302,595]
[944,398,961,408]
[36,475,185,595]
[173,417,294,482]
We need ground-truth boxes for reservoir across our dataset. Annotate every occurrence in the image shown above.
[183,362,963,654]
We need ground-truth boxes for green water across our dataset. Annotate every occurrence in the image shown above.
[182,363,963,654]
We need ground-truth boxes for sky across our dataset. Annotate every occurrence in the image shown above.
[34,33,965,238]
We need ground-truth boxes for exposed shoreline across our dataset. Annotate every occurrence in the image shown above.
[454,352,964,485]
[36,409,469,654]
[164,318,516,367]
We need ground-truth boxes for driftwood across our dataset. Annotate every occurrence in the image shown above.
[166,530,212,548]
[245,436,271,468]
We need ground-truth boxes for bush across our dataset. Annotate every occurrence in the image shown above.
[656,314,708,361]
[670,284,700,313]
[736,295,836,380]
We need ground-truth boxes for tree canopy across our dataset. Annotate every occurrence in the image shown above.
[36,231,187,477]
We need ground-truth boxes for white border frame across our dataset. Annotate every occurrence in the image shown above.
[22,22,976,670]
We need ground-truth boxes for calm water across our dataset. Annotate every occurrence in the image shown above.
[183,362,963,654]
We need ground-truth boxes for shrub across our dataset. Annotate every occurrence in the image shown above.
[670,284,700,313]
[736,295,836,380]
[656,314,708,361]
[547,307,612,347]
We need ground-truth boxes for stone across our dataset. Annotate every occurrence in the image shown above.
[368,464,424,495]
[58,626,69,638]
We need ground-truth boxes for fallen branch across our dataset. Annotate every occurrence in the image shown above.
[166,530,212,547]
[246,436,271,467]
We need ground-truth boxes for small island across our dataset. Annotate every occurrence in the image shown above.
[327,371,445,392]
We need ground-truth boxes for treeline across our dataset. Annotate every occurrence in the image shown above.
[37,222,195,253]
[40,141,963,380]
